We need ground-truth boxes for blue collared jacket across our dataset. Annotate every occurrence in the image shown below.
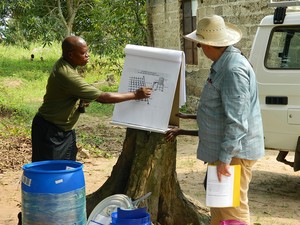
[196,45,265,164]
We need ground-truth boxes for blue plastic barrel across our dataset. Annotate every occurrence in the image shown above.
[21,160,86,225]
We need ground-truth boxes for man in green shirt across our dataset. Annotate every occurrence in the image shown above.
[31,36,152,162]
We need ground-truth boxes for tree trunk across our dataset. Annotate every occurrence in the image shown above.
[146,0,155,46]
[86,128,210,225]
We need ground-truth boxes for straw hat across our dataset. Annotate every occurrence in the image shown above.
[184,15,242,47]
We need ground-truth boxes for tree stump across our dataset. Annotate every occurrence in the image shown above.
[86,128,210,225]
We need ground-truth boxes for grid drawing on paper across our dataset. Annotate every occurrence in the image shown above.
[128,76,149,104]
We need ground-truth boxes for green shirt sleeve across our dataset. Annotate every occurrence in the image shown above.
[38,58,102,131]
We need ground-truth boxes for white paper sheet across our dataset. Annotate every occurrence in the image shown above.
[111,44,186,133]
[206,165,238,208]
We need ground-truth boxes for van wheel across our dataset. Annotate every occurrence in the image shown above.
[294,137,300,171]
[276,151,293,167]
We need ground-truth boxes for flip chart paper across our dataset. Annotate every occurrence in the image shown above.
[111,44,186,133]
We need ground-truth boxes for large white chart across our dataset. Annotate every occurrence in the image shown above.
[111,44,186,133]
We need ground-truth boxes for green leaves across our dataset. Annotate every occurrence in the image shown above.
[77,0,147,58]
[1,0,148,60]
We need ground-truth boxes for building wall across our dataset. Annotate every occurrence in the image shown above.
[150,0,183,50]
[150,0,274,112]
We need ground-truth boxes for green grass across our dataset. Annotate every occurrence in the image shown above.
[0,42,121,139]
[0,44,58,136]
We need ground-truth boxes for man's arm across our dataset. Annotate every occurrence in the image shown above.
[176,112,197,120]
[165,127,198,142]
[95,87,152,103]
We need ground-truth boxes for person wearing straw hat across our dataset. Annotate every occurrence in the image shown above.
[166,15,264,225]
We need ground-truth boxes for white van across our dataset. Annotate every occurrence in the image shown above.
[249,0,300,171]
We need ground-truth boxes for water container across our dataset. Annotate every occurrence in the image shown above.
[21,160,86,225]
[111,207,151,225]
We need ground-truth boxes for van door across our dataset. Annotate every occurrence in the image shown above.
[256,25,300,151]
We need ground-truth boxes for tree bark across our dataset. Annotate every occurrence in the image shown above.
[146,0,155,46]
[57,0,82,36]
[86,128,210,225]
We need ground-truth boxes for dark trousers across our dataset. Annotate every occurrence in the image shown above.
[31,114,78,162]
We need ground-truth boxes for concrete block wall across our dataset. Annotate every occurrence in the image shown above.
[198,0,272,59]
[150,0,182,50]
[151,0,274,112]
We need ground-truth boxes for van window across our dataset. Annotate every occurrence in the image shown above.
[265,26,300,69]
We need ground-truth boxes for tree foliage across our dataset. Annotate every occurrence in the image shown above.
[0,0,83,46]
[0,0,148,57]
[79,0,147,57]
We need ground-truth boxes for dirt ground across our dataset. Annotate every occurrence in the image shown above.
[0,126,299,225]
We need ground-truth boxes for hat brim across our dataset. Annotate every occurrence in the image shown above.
[184,22,242,47]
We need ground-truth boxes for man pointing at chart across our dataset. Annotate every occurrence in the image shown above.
[31,36,152,163]
[165,15,264,225]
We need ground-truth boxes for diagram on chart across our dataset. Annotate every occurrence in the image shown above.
[152,77,165,92]
[112,44,186,133]
[128,73,168,105]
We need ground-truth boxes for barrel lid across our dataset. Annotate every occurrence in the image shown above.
[22,160,83,174]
